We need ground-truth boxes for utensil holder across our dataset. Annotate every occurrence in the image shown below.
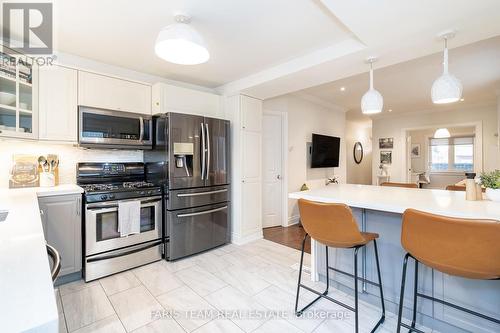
[40,172,56,187]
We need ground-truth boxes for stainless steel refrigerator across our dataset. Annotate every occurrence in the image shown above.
[145,113,230,260]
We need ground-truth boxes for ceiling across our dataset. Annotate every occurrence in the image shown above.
[52,0,354,87]
[6,0,500,96]
[299,36,500,121]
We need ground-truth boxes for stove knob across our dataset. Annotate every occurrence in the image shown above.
[109,194,115,199]
[139,191,145,195]
[100,195,108,200]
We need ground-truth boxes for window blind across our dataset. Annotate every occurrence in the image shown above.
[429,136,474,146]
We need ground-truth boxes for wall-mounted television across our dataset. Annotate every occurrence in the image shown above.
[311,133,340,168]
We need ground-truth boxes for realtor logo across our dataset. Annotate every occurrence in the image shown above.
[2,3,53,54]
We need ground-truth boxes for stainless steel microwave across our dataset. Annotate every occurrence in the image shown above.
[78,106,153,149]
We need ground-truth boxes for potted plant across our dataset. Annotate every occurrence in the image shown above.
[480,170,500,202]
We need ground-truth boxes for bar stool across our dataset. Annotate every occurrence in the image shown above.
[396,209,500,332]
[380,182,419,188]
[295,199,385,333]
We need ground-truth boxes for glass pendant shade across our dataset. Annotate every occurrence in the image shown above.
[432,45,462,104]
[361,66,383,114]
[434,128,451,138]
[155,20,209,65]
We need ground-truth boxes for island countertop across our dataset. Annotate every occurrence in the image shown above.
[289,183,500,220]
[0,185,83,333]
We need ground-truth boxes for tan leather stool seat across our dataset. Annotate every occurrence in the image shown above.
[381,182,419,188]
[298,199,379,248]
[401,209,500,280]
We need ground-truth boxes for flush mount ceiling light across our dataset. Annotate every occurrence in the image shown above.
[431,31,462,104]
[155,14,209,65]
[361,57,383,114]
[434,128,451,138]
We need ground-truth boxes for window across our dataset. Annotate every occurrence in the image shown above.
[429,136,474,172]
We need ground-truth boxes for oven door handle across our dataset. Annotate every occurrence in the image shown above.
[86,197,162,209]
[177,206,228,218]
[86,240,163,263]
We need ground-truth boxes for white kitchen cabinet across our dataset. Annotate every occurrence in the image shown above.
[78,71,152,115]
[39,194,82,276]
[0,45,38,139]
[225,94,263,245]
[152,83,222,117]
[241,95,262,131]
[38,65,78,142]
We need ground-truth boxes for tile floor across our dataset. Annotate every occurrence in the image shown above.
[55,239,411,333]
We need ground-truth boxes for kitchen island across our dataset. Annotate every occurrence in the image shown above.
[289,184,500,333]
[0,185,83,333]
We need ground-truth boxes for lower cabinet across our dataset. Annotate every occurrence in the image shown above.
[39,194,82,276]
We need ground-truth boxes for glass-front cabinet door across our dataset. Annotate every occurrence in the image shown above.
[0,45,38,138]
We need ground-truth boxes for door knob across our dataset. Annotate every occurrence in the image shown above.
[277,175,281,180]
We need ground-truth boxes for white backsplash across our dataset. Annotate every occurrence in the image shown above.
[0,140,143,188]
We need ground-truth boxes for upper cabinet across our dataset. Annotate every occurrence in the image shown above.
[0,45,38,139]
[39,65,78,142]
[152,83,222,118]
[78,71,152,115]
[241,95,262,131]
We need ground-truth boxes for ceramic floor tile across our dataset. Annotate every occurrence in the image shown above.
[194,252,233,273]
[213,266,270,296]
[58,313,68,333]
[204,285,269,332]
[100,271,142,296]
[156,285,217,332]
[254,264,299,294]
[72,314,126,333]
[192,318,245,333]
[109,285,163,332]
[133,262,184,296]
[252,318,305,333]
[162,257,197,273]
[131,318,185,333]
[61,285,115,332]
[54,289,63,314]
[252,285,323,333]
[59,279,100,296]
[219,252,271,273]
[174,265,227,296]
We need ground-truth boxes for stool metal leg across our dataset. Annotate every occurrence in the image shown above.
[354,246,360,333]
[411,260,419,329]
[325,245,330,294]
[373,239,386,330]
[397,253,410,333]
[295,233,308,315]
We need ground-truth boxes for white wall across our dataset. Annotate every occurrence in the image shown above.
[0,140,142,188]
[263,94,346,224]
[346,120,372,185]
[372,104,499,184]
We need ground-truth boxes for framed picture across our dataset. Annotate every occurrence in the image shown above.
[379,137,394,149]
[380,151,392,164]
[411,144,421,158]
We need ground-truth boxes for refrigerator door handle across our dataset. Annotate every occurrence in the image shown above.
[205,123,210,180]
[201,122,206,180]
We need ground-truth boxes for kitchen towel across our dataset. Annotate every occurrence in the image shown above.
[118,200,141,237]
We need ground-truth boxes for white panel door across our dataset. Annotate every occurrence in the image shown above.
[262,113,283,228]
[241,95,262,131]
[38,65,78,141]
[78,71,151,115]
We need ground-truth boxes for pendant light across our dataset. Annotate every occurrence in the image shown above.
[361,57,383,114]
[431,31,462,104]
[434,128,451,138]
[155,14,210,65]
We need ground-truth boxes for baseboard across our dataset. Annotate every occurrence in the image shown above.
[231,230,263,245]
[286,215,300,227]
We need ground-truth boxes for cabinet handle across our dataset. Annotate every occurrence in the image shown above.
[40,209,44,216]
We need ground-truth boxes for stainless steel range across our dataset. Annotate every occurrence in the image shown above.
[77,162,163,282]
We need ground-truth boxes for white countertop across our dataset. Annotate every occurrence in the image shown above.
[0,185,83,333]
[289,184,500,220]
